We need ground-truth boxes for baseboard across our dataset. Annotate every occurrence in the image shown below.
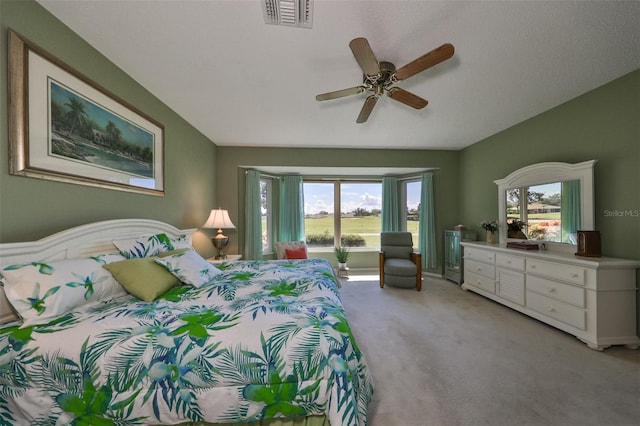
[341,268,378,275]
[423,271,444,279]
[337,268,443,279]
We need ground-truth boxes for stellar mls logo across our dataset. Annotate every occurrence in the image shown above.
[603,209,639,217]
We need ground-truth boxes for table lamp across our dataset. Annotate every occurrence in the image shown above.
[203,208,236,259]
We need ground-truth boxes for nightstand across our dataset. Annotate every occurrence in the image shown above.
[208,254,242,265]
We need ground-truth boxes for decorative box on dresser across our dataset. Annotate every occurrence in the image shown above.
[461,241,640,351]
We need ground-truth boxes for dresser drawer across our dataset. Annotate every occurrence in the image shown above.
[465,259,495,280]
[464,247,495,264]
[526,259,585,285]
[496,253,525,271]
[526,291,586,330]
[497,269,525,305]
[464,270,495,294]
[527,275,585,308]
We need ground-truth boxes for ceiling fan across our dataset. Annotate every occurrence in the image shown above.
[316,38,454,123]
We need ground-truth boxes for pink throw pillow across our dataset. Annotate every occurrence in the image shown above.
[285,247,307,259]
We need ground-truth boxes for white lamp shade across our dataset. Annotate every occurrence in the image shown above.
[203,209,236,230]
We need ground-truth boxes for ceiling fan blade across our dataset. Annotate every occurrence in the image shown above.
[349,37,381,77]
[387,87,428,109]
[316,86,366,101]
[394,43,454,81]
[356,95,378,123]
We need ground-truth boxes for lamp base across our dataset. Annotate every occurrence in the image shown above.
[212,232,229,260]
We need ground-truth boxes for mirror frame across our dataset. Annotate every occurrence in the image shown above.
[494,160,597,247]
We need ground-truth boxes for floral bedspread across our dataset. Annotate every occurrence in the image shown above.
[0,259,373,425]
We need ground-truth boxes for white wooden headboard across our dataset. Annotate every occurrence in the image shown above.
[0,219,197,324]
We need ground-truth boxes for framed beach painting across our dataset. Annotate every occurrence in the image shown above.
[7,29,164,196]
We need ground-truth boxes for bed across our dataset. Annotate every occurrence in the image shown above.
[0,219,373,425]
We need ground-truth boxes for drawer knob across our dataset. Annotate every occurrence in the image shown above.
[547,307,556,313]
[571,273,578,278]
[547,287,556,293]
[530,265,536,269]
[507,260,512,264]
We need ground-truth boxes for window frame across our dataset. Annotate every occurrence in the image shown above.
[260,176,274,254]
[401,177,421,248]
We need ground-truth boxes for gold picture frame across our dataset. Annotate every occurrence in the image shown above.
[8,29,165,196]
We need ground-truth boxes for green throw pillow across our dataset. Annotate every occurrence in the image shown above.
[104,252,183,302]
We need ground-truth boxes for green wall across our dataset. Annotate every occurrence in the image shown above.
[216,147,459,272]
[458,69,639,261]
[0,0,219,256]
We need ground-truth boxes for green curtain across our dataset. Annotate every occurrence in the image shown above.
[381,176,401,232]
[244,170,263,260]
[418,172,437,270]
[561,180,581,243]
[279,175,305,242]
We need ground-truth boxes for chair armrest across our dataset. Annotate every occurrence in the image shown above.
[410,252,422,266]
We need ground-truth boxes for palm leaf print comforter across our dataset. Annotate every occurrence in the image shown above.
[0,259,373,425]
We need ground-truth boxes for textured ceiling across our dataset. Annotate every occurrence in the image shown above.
[37,0,640,150]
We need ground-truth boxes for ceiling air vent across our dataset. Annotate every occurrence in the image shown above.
[262,0,313,29]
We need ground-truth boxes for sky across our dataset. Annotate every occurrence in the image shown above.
[303,181,421,215]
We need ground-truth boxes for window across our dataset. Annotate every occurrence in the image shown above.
[340,182,382,249]
[402,179,421,247]
[303,180,382,249]
[303,182,334,248]
[260,178,273,253]
[507,182,563,242]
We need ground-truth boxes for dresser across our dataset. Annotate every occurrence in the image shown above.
[461,242,640,350]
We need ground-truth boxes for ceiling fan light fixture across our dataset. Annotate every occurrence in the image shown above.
[262,0,313,29]
[316,37,454,123]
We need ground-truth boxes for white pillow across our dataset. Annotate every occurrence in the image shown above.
[113,233,175,259]
[154,250,222,287]
[2,254,127,325]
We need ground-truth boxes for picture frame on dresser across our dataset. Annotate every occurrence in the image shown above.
[7,29,165,196]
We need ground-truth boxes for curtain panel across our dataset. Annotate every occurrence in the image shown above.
[561,179,581,243]
[279,175,305,242]
[244,170,263,260]
[419,172,437,270]
[381,176,401,232]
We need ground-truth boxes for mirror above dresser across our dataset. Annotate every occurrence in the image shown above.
[494,160,596,250]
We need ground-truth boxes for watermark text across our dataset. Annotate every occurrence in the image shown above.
[603,209,639,217]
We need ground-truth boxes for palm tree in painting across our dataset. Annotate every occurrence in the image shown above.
[64,97,89,138]
[105,120,122,145]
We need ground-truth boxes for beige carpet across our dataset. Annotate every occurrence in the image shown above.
[338,275,640,426]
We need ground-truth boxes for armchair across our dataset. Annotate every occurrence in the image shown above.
[379,232,422,291]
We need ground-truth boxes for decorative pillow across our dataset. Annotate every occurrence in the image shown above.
[171,234,193,250]
[103,252,183,302]
[113,233,175,259]
[285,247,308,260]
[2,254,127,325]
[274,241,307,260]
[154,249,222,287]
